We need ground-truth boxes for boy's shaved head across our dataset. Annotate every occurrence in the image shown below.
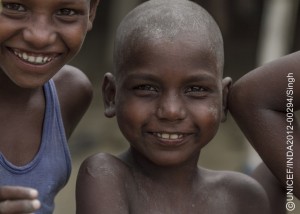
[114,0,224,75]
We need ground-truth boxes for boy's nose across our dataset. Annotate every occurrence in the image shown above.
[23,17,57,49]
[156,94,187,121]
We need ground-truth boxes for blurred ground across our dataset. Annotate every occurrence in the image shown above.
[53,0,300,213]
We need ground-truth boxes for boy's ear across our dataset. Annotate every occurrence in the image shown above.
[102,72,116,118]
[221,77,232,122]
[87,0,100,31]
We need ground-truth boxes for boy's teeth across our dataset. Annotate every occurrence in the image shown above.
[170,134,180,140]
[162,133,170,139]
[13,49,53,65]
[156,133,182,140]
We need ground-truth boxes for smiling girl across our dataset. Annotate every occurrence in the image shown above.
[0,0,99,213]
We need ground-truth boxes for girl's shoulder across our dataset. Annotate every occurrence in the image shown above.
[52,65,93,137]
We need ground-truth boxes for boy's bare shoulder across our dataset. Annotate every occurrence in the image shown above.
[200,168,270,214]
[76,153,132,213]
[79,152,131,179]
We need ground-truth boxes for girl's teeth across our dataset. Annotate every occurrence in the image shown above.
[28,56,35,63]
[22,52,28,60]
[35,56,43,64]
[13,49,53,65]
[43,57,49,63]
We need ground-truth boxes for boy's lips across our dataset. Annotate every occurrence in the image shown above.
[153,132,184,140]
[150,132,192,147]
[9,48,59,65]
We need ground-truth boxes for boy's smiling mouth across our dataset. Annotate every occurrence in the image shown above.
[154,132,184,140]
[10,48,57,65]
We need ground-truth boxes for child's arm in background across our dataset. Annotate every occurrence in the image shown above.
[229,51,300,198]
[0,186,40,213]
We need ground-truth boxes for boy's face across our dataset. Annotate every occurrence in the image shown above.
[0,0,98,88]
[104,32,231,166]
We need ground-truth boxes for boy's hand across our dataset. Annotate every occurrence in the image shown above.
[0,186,41,213]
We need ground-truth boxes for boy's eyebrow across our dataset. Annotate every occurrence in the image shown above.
[182,72,219,83]
[124,72,160,81]
[55,0,87,4]
[123,70,218,83]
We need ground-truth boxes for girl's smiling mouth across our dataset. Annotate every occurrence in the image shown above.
[9,48,58,65]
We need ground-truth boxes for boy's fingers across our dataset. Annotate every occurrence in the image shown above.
[0,186,38,200]
[0,199,41,214]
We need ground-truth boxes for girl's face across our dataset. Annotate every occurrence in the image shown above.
[104,33,230,167]
[0,0,98,88]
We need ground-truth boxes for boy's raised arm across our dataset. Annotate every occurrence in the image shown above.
[229,51,300,198]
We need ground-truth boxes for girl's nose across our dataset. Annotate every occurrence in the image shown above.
[23,17,57,49]
[156,93,187,121]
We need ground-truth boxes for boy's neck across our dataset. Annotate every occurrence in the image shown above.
[120,147,202,188]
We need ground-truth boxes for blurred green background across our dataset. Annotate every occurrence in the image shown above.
[54,0,300,213]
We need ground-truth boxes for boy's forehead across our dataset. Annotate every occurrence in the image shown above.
[114,0,224,76]
[116,33,222,83]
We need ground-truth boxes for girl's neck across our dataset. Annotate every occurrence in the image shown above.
[0,70,43,102]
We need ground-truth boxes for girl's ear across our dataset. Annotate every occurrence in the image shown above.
[102,72,116,118]
[221,77,232,122]
[87,0,100,31]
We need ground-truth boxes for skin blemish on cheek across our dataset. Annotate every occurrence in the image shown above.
[208,104,219,121]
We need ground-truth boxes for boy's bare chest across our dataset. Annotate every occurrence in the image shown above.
[127,189,240,214]
[126,178,240,214]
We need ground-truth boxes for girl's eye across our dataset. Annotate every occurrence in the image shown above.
[186,86,205,92]
[3,3,26,11]
[57,8,76,16]
[185,86,208,97]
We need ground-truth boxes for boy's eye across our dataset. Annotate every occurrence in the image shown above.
[2,3,26,12]
[133,84,158,96]
[57,8,76,16]
[135,85,157,91]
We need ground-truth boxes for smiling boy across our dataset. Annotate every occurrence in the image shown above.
[76,0,270,213]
